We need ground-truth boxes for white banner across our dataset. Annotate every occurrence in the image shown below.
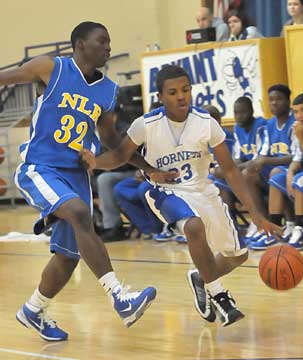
[141,44,262,119]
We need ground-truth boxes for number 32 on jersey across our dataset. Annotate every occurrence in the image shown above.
[54,115,88,151]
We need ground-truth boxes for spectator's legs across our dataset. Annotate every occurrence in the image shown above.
[96,171,134,229]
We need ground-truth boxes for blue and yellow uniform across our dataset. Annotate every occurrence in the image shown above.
[260,114,295,181]
[210,116,266,192]
[14,56,118,259]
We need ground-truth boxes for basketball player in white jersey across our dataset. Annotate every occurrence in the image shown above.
[80,65,281,326]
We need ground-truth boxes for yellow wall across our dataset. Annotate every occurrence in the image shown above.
[284,25,303,100]
[1,0,200,79]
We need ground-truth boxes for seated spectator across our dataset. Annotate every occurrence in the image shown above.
[243,85,296,250]
[208,98,267,229]
[281,0,303,36]
[226,9,263,41]
[266,93,303,250]
[195,6,229,42]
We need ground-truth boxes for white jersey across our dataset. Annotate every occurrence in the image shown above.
[127,106,225,192]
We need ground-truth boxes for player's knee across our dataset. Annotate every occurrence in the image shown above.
[67,201,92,230]
[184,217,205,241]
[269,167,282,178]
[55,253,79,272]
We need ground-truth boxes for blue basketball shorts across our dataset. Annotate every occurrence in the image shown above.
[14,163,92,259]
[292,171,303,192]
[145,185,246,257]
[268,167,288,196]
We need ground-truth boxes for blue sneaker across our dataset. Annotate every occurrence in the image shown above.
[16,304,68,341]
[174,235,187,243]
[246,230,265,244]
[153,231,175,242]
[111,286,156,327]
[249,233,278,250]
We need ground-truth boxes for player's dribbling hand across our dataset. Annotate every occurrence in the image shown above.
[252,213,283,238]
[149,169,180,184]
[79,148,96,172]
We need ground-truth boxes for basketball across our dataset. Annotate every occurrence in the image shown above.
[0,146,5,164]
[0,178,7,196]
[259,244,303,290]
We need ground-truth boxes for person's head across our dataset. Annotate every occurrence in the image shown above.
[287,0,303,19]
[196,7,213,29]
[156,65,191,122]
[71,21,110,68]
[268,84,291,117]
[233,97,254,128]
[226,9,252,36]
[204,105,221,124]
[292,93,303,122]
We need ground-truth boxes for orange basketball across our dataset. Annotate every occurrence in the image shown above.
[259,244,303,290]
[0,146,4,164]
[0,178,7,196]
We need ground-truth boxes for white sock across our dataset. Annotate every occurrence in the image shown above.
[26,288,51,312]
[99,272,121,295]
[205,279,224,297]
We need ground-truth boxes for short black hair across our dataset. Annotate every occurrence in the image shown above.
[234,96,253,112]
[268,84,291,100]
[71,21,107,50]
[293,93,303,105]
[156,65,190,93]
[204,105,221,122]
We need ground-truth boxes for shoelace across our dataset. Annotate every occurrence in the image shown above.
[214,293,235,312]
[38,310,57,329]
[115,285,141,302]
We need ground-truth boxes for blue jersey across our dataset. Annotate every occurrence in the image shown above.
[260,114,295,157]
[233,117,267,161]
[224,128,235,154]
[19,57,118,168]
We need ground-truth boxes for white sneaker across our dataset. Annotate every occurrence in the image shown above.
[281,221,295,242]
[288,226,303,250]
[245,222,258,238]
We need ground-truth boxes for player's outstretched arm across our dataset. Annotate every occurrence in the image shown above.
[213,141,282,237]
[81,135,138,171]
[0,56,54,87]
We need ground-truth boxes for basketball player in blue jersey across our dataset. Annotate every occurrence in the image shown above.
[0,21,177,341]
[208,97,266,226]
[80,65,281,326]
[266,93,303,250]
[242,85,296,249]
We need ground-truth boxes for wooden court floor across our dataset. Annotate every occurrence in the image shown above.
[0,204,302,360]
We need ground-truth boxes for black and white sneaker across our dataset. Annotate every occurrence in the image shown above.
[210,291,244,327]
[187,269,216,322]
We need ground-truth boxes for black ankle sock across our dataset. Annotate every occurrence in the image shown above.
[295,215,303,227]
[269,214,283,226]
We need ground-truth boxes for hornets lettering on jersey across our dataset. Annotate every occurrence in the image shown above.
[19,57,118,168]
[129,106,225,192]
